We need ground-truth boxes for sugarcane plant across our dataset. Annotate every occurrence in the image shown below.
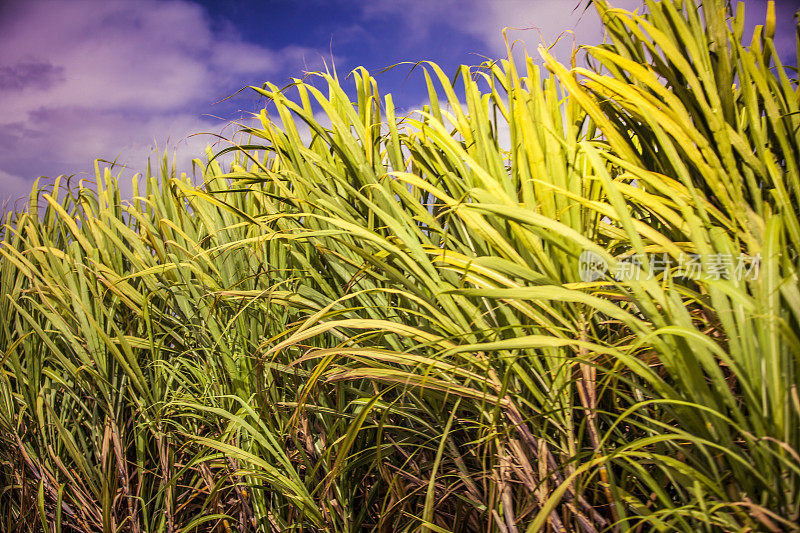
[0,0,797,531]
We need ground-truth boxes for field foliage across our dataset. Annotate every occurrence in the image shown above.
[1,0,798,531]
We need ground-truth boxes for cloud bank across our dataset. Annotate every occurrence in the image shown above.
[0,0,317,204]
[360,0,647,64]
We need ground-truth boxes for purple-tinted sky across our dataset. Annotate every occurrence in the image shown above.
[0,0,797,209]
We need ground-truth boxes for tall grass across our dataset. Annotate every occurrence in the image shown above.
[1,0,798,531]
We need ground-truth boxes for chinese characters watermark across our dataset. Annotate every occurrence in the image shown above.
[578,250,761,282]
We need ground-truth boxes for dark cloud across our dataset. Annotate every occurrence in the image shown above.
[0,60,65,92]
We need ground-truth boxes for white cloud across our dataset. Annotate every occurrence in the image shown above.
[0,0,319,206]
[361,0,646,64]
[211,41,280,76]
[0,1,217,120]
[461,0,645,58]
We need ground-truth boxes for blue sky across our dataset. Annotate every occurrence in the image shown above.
[0,0,797,208]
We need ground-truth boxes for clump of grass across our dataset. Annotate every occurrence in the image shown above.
[1,0,798,531]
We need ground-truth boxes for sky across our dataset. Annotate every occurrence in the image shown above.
[0,0,797,210]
